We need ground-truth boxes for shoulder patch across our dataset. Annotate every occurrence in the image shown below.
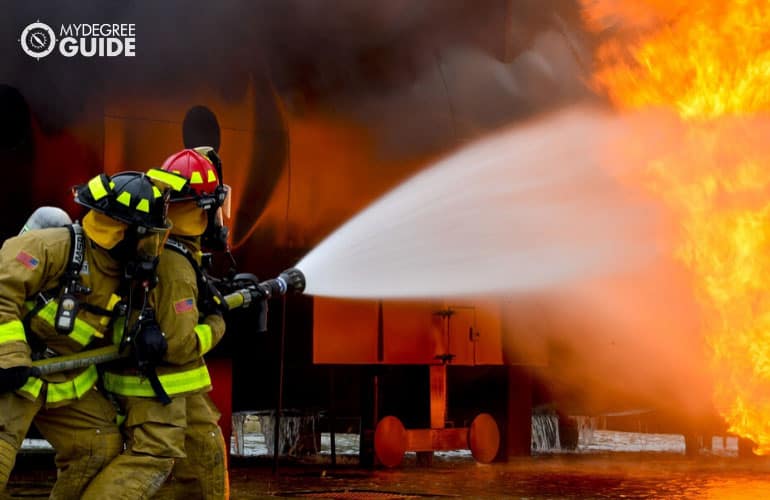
[174,298,195,314]
[16,251,39,270]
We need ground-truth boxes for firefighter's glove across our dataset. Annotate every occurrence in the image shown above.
[199,282,229,317]
[134,319,167,367]
[0,366,40,394]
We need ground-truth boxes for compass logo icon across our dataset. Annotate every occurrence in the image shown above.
[20,21,56,59]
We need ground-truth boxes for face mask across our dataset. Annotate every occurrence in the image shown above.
[200,184,231,251]
[202,208,229,251]
[123,226,170,286]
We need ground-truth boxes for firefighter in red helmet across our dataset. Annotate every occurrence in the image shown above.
[0,171,172,498]
[84,148,230,499]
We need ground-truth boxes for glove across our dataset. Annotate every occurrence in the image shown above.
[199,281,229,317]
[0,366,40,394]
[133,318,167,367]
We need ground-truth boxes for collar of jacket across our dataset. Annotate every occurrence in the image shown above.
[86,238,122,278]
[169,235,202,262]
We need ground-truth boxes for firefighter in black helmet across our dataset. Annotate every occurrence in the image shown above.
[84,149,230,499]
[0,170,171,498]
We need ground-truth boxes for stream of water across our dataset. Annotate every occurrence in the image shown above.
[298,107,660,299]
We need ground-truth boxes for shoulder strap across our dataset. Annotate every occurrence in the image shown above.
[66,223,86,279]
[53,223,90,334]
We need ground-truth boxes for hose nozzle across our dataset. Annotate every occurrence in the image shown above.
[256,267,306,298]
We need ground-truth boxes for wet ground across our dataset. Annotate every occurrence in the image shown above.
[9,444,770,498]
[226,454,770,499]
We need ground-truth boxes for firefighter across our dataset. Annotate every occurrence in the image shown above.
[83,148,230,499]
[0,171,172,498]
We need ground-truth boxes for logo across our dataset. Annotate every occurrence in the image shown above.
[16,251,40,270]
[174,298,195,314]
[19,21,136,59]
[20,21,56,59]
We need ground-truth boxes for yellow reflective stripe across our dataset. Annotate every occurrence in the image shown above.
[116,191,131,207]
[136,198,150,213]
[195,324,213,355]
[147,168,188,192]
[112,318,126,346]
[18,376,43,399]
[35,301,99,346]
[0,320,26,344]
[88,176,108,200]
[190,171,204,185]
[152,186,161,198]
[46,365,99,403]
[103,365,211,397]
[207,169,217,182]
[101,294,121,326]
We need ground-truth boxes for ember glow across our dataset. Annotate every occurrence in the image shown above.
[583,0,770,452]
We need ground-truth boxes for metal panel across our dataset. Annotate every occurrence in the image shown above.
[313,297,379,364]
[382,301,444,364]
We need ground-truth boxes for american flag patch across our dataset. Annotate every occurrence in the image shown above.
[174,298,195,314]
[16,251,39,270]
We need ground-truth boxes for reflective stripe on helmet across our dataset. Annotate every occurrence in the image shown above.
[102,365,211,397]
[116,191,131,207]
[0,320,26,344]
[147,168,189,193]
[190,171,204,185]
[194,324,213,356]
[88,176,109,201]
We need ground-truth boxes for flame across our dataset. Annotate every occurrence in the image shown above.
[583,0,770,452]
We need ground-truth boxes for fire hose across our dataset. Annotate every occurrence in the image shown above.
[31,268,306,376]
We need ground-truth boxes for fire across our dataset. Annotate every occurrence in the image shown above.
[583,0,770,452]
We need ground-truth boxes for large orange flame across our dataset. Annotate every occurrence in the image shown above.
[583,0,770,452]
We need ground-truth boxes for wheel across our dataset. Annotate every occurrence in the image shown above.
[374,416,407,467]
[469,413,500,464]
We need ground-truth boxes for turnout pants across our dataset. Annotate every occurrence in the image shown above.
[0,388,122,499]
[82,395,187,500]
[153,393,229,499]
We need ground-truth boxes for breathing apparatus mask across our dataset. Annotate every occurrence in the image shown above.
[201,183,231,251]
[118,224,171,287]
